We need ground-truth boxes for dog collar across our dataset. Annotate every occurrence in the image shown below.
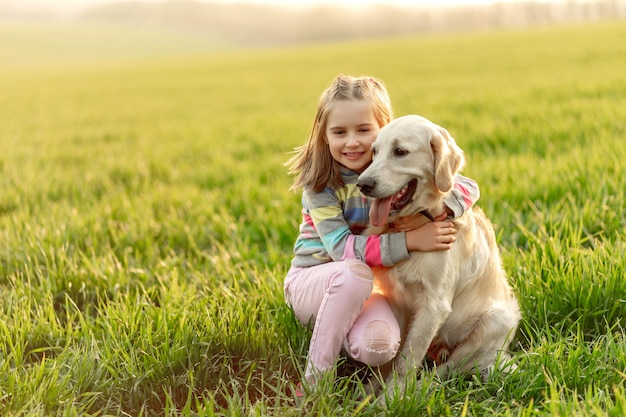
[419,209,436,222]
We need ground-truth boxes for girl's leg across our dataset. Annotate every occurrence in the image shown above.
[284,259,374,380]
[343,293,401,366]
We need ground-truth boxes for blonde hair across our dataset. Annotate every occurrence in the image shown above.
[287,74,394,192]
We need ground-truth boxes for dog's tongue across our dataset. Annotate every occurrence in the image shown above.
[369,197,392,227]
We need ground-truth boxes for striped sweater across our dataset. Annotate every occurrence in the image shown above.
[290,167,480,268]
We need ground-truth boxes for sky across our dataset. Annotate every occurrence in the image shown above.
[14,0,541,10]
[150,0,524,5]
[1,0,569,19]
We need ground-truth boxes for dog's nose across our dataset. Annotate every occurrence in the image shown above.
[357,177,376,194]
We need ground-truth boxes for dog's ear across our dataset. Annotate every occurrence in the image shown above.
[431,126,465,193]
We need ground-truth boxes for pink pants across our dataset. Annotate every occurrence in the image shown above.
[284,259,401,380]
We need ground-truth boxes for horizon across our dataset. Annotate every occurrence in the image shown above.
[1,0,623,51]
[0,0,570,16]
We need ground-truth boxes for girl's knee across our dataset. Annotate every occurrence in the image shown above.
[346,319,401,367]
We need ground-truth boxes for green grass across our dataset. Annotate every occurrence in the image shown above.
[1,20,625,416]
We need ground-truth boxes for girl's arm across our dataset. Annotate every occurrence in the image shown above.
[444,174,480,219]
[304,188,410,268]
[303,175,469,268]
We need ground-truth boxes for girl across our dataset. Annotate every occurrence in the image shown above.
[284,75,479,390]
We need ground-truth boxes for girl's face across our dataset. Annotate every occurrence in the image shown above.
[325,99,381,173]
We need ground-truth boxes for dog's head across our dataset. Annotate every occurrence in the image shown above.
[357,115,465,227]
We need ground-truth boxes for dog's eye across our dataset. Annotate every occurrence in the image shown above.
[394,147,408,156]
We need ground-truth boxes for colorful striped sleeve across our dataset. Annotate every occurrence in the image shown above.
[445,174,480,219]
[305,188,409,267]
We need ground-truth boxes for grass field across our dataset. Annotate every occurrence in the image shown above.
[1,19,625,416]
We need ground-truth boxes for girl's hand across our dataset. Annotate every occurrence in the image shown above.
[405,217,457,252]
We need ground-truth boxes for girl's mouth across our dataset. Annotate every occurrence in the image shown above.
[344,152,364,159]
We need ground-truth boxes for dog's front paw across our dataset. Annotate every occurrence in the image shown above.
[476,355,518,382]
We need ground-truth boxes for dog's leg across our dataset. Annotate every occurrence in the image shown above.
[436,307,518,381]
[385,299,451,394]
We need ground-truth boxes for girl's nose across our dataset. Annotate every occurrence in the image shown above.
[347,133,360,147]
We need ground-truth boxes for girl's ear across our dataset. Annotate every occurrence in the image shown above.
[430,126,465,193]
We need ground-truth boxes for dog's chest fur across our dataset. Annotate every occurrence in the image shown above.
[370,220,458,312]
[369,211,479,319]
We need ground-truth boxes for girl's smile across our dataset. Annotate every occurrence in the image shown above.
[344,151,366,159]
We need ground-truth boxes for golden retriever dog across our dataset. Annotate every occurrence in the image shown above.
[357,115,521,393]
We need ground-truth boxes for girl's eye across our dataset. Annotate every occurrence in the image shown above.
[395,148,407,156]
